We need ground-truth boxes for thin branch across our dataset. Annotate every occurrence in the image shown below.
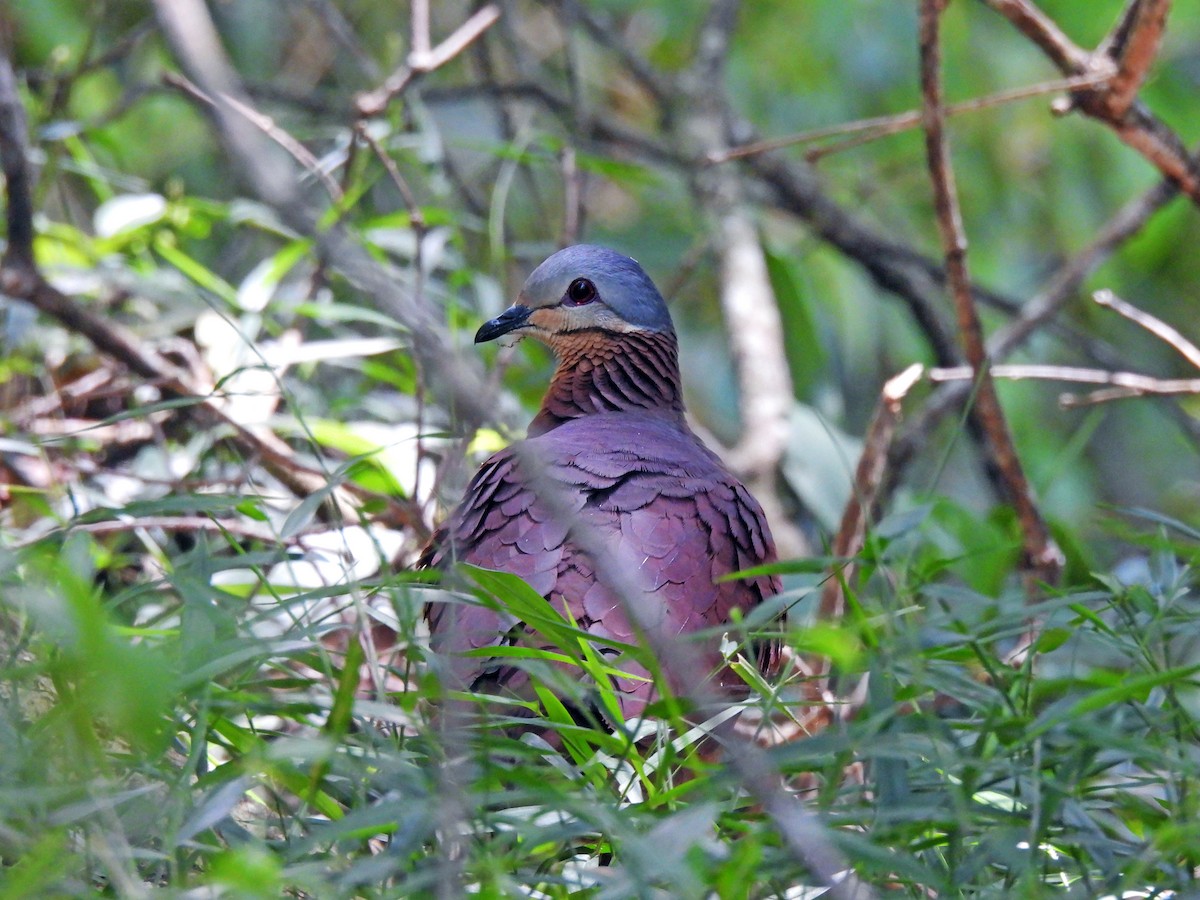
[354,4,501,117]
[300,0,381,81]
[354,121,424,230]
[883,167,1181,507]
[2,252,193,390]
[1104,108,1200,200]
[427,73,1128,369]
[931,362,1200,396]
[934,290,1200,408]
[162,71,344,203]
[818,364,925,652]
[1093,288,1200,371]
[983,0,1095,71]
[0,57,35,271]
[0,49,428,532]
[554,0,673,109]
[989,177,1179,361]
[709,71,1113,164]
[16,516,319,550]
[1100,0,1171,119]
[919,0,1063,587]
[420,77,1104,379]
[153,0,508,438]
[410,0,432,65]
[982,0,1200,206]
[1097,0,1145,59]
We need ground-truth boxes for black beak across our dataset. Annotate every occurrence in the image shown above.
[475,304,533,343]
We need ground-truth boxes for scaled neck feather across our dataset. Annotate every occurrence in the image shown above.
[529,330,684,437]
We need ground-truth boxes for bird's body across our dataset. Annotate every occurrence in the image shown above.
[423,245,780,723]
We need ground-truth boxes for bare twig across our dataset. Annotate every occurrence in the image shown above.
[562,0,673,109]
[1093,288,1200,370]
[354,4,500,117]
[300,0,381,81]
[0,58,35,272]
[919,0,1063,588]
[410,0,432,65]
[931,362,1200,398]
[0,265,394,526]
[162,71,344,202]
[818,364,924,656]
[708,71,1113,164]
[884,169,1181,505]
[982,0,1200,206]
[0,49,427,532]
[933,288,1200,408]
[354,121,424,231]
[989,178,1179,361]
[15,515,320,549]
[1059,386,1166,407]
[559,146,583,246]
[983,0,1093,70]
[1102,0,1171,119]
[421,77,1105,381]
[153,0,508,438]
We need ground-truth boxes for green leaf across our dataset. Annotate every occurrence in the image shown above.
[153,235,238,304]
[764,246,826,397]
[1029,663,1200,738]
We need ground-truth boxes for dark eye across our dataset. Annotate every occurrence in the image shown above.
[565,278,597,306]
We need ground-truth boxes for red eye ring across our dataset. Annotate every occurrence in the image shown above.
[565,278,597,306]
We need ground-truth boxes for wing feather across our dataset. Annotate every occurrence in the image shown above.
[423,410,781,720]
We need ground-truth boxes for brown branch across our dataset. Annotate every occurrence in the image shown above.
[354,120,424,230]
[919,0,1063,588]
[931,363,1200,398]
[818,364,924,654]
[0,50,431,533]
[885,168,1181,506]
[1,269,387,525]
[564,0,673,108]
[983,0,1094,71]
[989,177,1179,361]
[932,291,1200,408]
[452,4,1183,538]
[1099,0,1171,119]
[421,78,1114,379]
[162,71,344,203]
[16,515,319,550]
[152,0,508,439]
[1093,288,1200,370]
[0,50,190,385]
[708,71,1112,164]
[0,57,35,272]
[982,0,1200,205]
[1103,108,1199,198]
[354,4,501,117]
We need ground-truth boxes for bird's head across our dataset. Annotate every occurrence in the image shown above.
[475,245,674,347]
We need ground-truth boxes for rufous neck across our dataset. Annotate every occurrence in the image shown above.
[529,330,684,437]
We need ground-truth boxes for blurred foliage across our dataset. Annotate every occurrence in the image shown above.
[3,0,1200,896]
